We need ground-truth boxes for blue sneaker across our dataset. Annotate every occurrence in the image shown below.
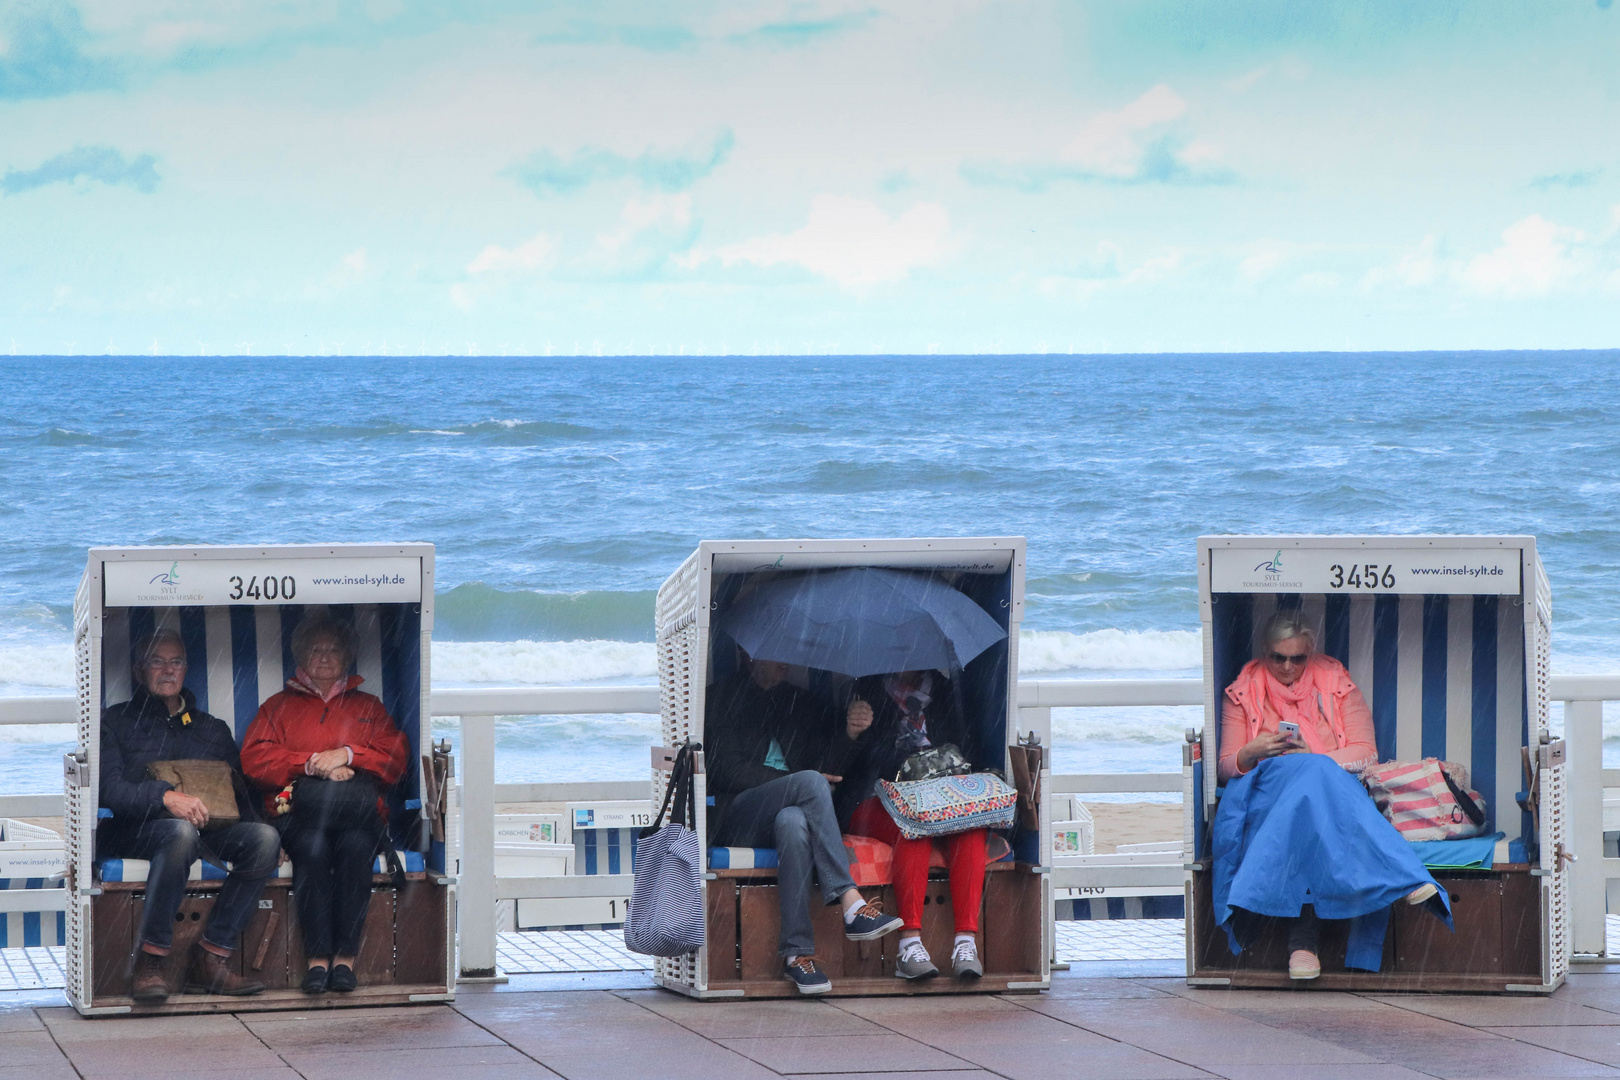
[784,956,832,994]
[844,901,904,941]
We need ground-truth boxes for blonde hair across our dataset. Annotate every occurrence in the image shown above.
[1262,611,1316,652]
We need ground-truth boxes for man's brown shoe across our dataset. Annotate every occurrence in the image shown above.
[131,950,170,1003]
[183,946,265,996]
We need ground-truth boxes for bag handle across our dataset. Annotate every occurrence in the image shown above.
[1441,768,1486,826]
[645,741,700,837]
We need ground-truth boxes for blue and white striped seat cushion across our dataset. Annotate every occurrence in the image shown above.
[708,847,778,870]
[97,850,425,882]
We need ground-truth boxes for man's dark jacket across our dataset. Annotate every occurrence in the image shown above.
[704,674,862,838]
[98,685,262,853]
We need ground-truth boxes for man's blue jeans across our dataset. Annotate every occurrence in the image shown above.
[116,818,280,952]
[714,771,856,958]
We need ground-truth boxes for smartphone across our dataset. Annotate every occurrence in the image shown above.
[1277,720,1302,743]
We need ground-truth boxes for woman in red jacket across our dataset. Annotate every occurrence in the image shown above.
[242,614,409,995]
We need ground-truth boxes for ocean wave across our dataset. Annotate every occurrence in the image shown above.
[434,639,657,684]
[1050,705,1202,745]
[1018,629,1200,673]
[0,642,74,690]
[0,723,76,744]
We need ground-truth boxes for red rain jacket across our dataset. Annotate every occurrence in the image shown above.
[241,674,410,816]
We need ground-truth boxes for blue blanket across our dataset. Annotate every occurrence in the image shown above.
[1213,753,1453,971]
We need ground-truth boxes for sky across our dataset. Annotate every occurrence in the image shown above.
[1,0,1618,356]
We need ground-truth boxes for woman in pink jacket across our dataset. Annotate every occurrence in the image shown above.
[1218,611,1431,980]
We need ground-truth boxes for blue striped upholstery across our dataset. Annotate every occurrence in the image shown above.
[1212,592,1528,845]
[708,846,778,870]
[101,603,421,750]
[572,828,639,876]
[1,876,67,947]
[99,602,423,835]
[96,850,424,883]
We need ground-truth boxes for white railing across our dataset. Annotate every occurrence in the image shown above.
[5,676,1619,974]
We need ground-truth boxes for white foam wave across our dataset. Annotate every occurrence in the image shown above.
[0,723,76,744]
[433,639,657,685]
[1018,629,1200,674]
[1050,705,1203,745]
[0,643,73,691]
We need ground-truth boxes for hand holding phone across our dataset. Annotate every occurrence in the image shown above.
[1277,720,1302,745]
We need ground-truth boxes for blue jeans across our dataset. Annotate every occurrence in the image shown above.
[714,771,856,958]
[116,818,280,952]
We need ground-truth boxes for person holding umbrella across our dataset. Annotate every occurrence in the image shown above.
[839,668,989,981]
[714,566,1011,988]
[706,650,904,994]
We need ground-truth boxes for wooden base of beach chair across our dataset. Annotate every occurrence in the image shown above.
[685,862,1047,998]
[1187,868,1555,994]
[87,877,452,1012]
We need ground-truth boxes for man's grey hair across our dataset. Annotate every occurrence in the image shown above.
[1262,611,1317,652]
[132,628,185,671]
[290,613,357,668]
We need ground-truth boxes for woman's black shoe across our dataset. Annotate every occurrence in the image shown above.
[301,965,329,995]
[328,964,357,993]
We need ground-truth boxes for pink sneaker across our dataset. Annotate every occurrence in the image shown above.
[1288,949,1321,980]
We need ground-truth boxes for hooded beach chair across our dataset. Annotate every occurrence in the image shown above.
[66,545,455,1015]
[652,537,1048,998]
[1186,536,1566,992]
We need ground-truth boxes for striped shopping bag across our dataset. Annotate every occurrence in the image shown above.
[1361,758,1489,842]
[624,742,705,957]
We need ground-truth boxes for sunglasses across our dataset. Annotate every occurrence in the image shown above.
[1267,651,1310,666]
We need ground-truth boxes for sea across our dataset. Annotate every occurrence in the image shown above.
[3,351,1618,797]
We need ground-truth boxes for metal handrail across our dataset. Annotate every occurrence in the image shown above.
[3,675,1618,969]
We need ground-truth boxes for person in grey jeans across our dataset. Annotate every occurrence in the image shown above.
[706,654,903,993]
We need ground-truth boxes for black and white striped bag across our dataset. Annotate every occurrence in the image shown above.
[624,742,705,957]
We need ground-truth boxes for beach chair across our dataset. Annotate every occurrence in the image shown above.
[65,545,456,1015]
[653,537,1048,998]
[1186,535,1565,992]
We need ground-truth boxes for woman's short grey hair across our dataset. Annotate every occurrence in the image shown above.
[132,628,185,670]
[291,614,356,668]
[1262,611,1317,652]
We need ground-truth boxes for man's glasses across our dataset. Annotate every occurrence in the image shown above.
[1267,651,1309,666]
[143,658,185,671]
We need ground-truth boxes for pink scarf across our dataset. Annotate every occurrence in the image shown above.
[1224,654,1356,755]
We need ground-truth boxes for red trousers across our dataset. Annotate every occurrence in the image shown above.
[848,797,986,933]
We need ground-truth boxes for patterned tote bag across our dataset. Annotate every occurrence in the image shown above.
[624,742,706,956]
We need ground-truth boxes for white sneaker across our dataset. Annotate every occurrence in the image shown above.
[951,938,983,979]
[894,938,938,980]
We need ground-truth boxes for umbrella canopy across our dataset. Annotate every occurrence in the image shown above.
[717,567,1007,678]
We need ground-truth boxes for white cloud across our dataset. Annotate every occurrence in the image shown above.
[341,247,367,274]
[1363,235,1440,290]
[593,194,692,255]
[1461,215,1589,297]
[467,231,555,275]
[712,195,954,287]
[1062,84,1186,178]
[1238,242,1289,283]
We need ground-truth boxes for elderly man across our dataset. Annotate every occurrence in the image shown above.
[706,652,902,994]
[99,628,280,1002]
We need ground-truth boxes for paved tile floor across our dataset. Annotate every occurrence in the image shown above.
[0,919,1192,988]
[12,968,1620,1079]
